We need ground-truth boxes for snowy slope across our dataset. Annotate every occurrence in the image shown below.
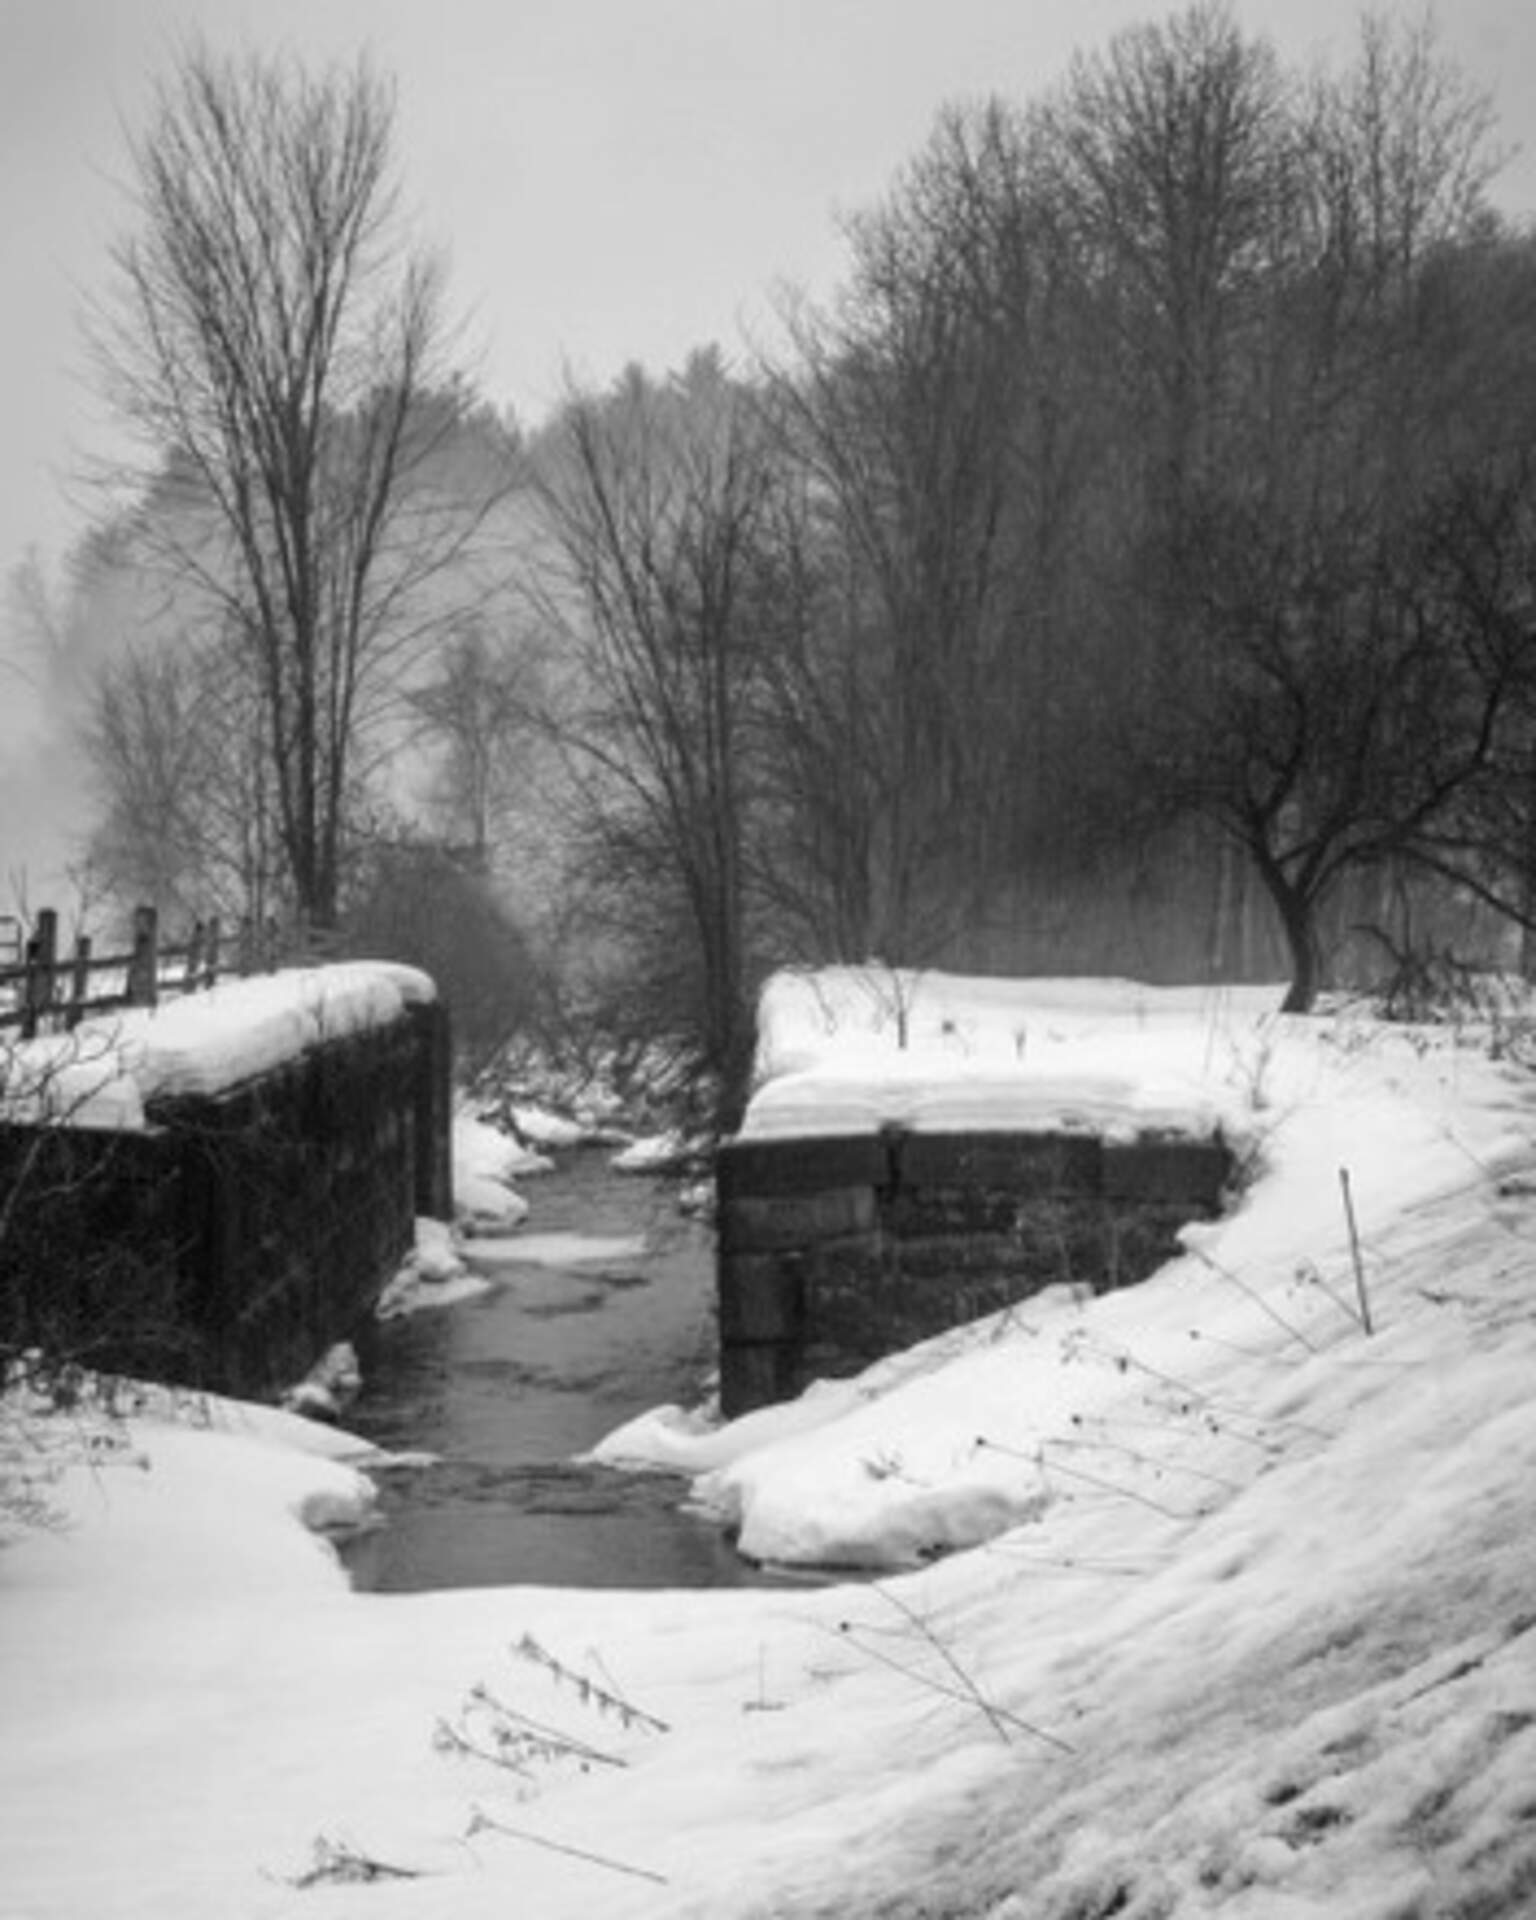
[2,980,1535,1917]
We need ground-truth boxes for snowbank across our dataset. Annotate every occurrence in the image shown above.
[741,966,1278,1143]
[610,1130,700,1174]
[451,1112,534,1234]
[5,979,1536,1917]
[374,1217,493,1319]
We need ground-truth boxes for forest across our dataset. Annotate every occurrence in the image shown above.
[7,3,1536,1128]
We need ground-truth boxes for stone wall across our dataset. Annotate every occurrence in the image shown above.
[0,998,452,1397]
[716,1125,1232,1415]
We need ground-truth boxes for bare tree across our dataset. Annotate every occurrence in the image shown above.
[407,613,540,866]
[765,109,1031,966]
[1148,77,1533,1012]
[89,43,507,931]
[84,626,280,929]
[1037,2,1294,552]
[1401,452,1536,969]
[534,356,784,1128]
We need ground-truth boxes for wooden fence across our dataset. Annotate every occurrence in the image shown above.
[0,905,223,1040]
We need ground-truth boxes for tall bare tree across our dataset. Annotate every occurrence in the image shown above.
[90,43,503,930]
[767,108,1031,965]
[534,356,785,1127]
[1038,2,1293,538]
[407,613,540,866]
[84,626,280,930]
[1137,16,1534,1008]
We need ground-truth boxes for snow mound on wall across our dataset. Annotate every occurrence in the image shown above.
[2,962,436,1127]
[6,983,1536,1918]
[742,967,1282,1143]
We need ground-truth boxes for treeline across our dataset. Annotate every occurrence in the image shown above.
[531,6,1536,1117]
[13,7,1536,1122]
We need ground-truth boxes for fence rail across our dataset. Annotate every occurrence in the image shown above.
[0,906,223,1040]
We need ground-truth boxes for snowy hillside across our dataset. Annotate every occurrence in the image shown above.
[3,978,1535,1917]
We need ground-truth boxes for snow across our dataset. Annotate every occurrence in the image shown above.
[610,1129,696,1172]
[5,974,1536,1916]
[453,1109,552,1182]
[450,1112,535,1234]
[1,962,437,1126]
[463,1229,648,1269]
[741,965,1269,1143]
[510,1101,588,1149]
[279,1340,363,1423]
[375,1231,494,1320]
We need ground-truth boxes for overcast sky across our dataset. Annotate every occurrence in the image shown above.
[3,0,1536,599]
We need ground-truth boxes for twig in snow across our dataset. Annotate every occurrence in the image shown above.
[743,1640,786,1713]
[838,1582,1075,1753]
[465,1806,668,1886]
[1185,1326,1275,1361]
[435,1683,632,1777]
[281,1834,427,1887]
[1071,1406,1277,1457]
[1188,1246,1319,1352]
[1033,1432,1241,1493]
[873,1582,1034,1741]
[1293,1258,1368,1331]
[832,1611,1073,1754]
[981,1542,1165,1576]
[433,1714,537,1776]
[976,1435,1206,1520]
[1435,1124,1536,1235]
[509,1634,669,1733]
[1066,1334,1332,1437]
[583,1646,647,1723]
[471,1683,630,1768]
[1338,1168,1375,1335]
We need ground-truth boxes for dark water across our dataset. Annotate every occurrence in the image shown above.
[343,1153,762,1591]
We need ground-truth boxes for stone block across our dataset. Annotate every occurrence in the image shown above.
[716,1133,890,1200]
[895,1130,1102,1196]
[717,1249,806,1341]
[1102,1137,1231,1207]
[1097,1200,1197,1290]
[717,1186,878,1253]
[885,1232,1025,1281]
[886,1186,1021,1239]
[719,1341,801,1419]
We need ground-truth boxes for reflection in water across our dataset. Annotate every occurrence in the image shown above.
[345,1155,768,1592]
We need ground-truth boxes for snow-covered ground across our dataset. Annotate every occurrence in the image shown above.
[4,975,1536,1917]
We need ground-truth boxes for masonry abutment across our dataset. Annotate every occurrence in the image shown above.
[716,1125,1233,1416]
[0,998,454,1397]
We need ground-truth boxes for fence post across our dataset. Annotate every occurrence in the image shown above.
[183,921,205,992]
[126,905,160,1009]
[65,935,92,1030]
[204,916,221,988]
[21,908,58,1041]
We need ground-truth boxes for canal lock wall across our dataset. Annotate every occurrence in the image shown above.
[0,1000,452,1398]
[716,1126,1233,1415]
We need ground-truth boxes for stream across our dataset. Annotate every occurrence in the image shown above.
[342,1152,765,1591]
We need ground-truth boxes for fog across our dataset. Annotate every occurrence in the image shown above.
[0,619,94,915]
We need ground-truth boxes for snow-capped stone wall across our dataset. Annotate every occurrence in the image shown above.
[716,1123,1233,1415]
[0,973,452,1395]
[717,969,1255,1416]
